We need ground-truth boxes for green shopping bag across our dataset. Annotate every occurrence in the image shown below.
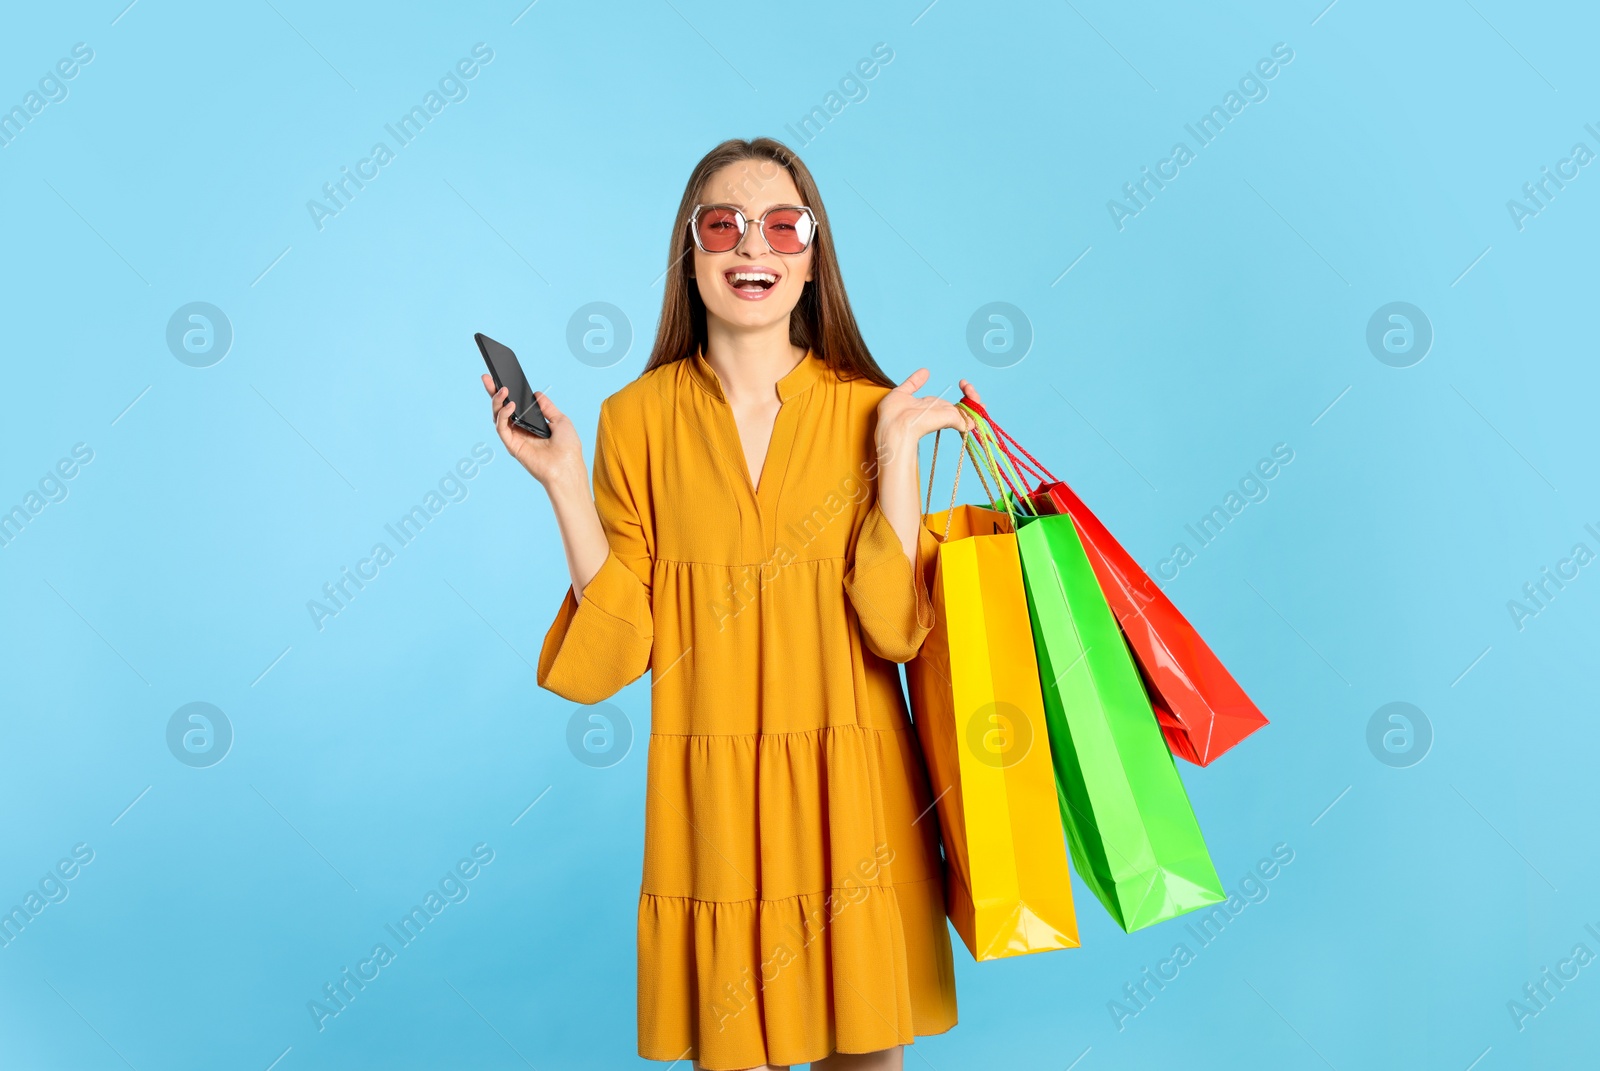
[962,408,1226,932]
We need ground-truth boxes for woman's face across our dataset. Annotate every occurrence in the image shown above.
[690,161,815,335]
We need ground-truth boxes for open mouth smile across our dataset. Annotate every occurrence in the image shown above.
[723,268,780,300]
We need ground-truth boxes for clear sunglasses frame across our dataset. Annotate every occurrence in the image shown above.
[687,203,820,254]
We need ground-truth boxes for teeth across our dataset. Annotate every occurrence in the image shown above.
[730,271,777,284]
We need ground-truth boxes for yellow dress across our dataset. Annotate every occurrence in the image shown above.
[538,349,958,1069]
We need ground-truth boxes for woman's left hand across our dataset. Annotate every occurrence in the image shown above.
[876,369,981,457]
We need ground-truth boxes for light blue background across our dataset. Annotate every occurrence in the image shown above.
[2,1,1595,1068]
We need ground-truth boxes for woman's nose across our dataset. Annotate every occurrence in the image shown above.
[735,219,772,257]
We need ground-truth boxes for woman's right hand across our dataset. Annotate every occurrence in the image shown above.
[482,375,586,491]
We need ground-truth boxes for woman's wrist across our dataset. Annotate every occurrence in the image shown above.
[874,420,919,468]
[540,464,591,506]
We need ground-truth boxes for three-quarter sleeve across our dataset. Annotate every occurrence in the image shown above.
[537,403,654,703]
[843,498,939,663]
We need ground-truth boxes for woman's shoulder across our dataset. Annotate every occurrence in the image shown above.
[826,363,895,412]
[598,359,684,426]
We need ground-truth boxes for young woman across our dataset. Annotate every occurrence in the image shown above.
[482,138,979,1071]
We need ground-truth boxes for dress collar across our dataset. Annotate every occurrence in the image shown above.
[688,347,825,404]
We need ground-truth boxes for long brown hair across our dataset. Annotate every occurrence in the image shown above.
[642,137,895,389]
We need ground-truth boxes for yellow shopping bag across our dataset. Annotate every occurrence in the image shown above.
[907,430,1080,961]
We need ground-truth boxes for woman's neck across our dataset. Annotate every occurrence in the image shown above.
[703,318,806,404]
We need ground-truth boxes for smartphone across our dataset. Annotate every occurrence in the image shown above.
[475,332,551,438]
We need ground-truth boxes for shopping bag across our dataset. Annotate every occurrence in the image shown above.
[962,420,1226,930]
[964,400,1268,766]
[905,430,1080,961]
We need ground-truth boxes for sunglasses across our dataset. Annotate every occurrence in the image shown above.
[688,203,819,255]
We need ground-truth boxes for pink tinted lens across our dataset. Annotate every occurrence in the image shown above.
[695,207,743,252]
[762,208,813,253]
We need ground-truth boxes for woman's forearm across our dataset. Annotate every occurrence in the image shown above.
[874,429,923,565]
[544,471,610,603]
[871,370,978,564]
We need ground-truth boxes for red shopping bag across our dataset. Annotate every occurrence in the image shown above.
[963,400,1268,766]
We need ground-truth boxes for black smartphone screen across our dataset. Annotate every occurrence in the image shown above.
[475,333,551,438]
